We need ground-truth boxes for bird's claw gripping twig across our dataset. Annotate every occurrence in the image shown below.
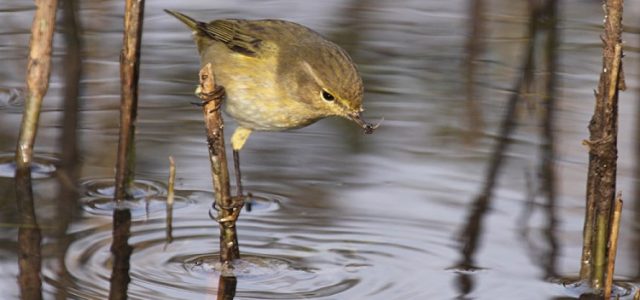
[211,194,247,224]
[211,193,251,210]
[195,85,225,109]
[217,208,242,224]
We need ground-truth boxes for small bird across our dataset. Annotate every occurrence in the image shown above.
[165,10,378,198]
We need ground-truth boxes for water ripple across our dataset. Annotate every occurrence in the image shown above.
[555,279,638,299]
[0,153,57,179]
[79,178,192,217]
[0,87,24,109]
[40,189,448,299]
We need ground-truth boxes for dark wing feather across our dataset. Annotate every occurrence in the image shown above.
[198,20,262,56]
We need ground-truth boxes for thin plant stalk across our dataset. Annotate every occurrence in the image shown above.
[603,194,623,299]
[197,63,241,264]
[15,0,59,170]
[13,2,59,296]
[114,0,145,201]
[593,42,623,290]
[580,0,624,287]
[580,176,596,280]
[166,156,176,244]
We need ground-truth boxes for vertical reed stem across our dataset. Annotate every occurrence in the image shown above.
[166,156,176,243]
[603,194,623,299]
[13,3,59,296]
[114,0,145,201]
[15,0,59,170]
[197,63,241,264]
[580,0,624,288]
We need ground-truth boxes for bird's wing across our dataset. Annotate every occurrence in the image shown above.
[198,20,262,56]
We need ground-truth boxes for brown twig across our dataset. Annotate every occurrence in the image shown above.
[114,0,145,202]
[592,43,623,289]
[603,193,623,299]
[166,156,176,244]
[197,63,241,264]
[580,0,624,288]
[13,2,59,297]
[15,0,59,170]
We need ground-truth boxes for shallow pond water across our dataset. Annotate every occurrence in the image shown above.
[1,0,640,299]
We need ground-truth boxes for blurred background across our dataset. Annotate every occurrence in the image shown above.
[0,0,639,299]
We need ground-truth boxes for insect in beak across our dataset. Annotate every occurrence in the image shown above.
[348,112,382,134]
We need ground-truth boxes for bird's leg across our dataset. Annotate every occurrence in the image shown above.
[232,149,252,212]
[211,151,245,223]
[230,127,253,211]
[233,149,243,196]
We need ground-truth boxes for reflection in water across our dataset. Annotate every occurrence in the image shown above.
[79,178,187,217]
[537,0,559,279]
[15,167,42,300]
[327,0,383,152]
[108,209,133,300]
[456,0,559,296]
[517,0,560,280]
[52,0,83,298]
[636,24,640,282]
[457,0,538,268]
[463,0,485,142]
[0,154,57,179]
[216,275,237,300]
[328,0,372,57]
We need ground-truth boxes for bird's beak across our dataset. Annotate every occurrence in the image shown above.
[348,111,381,134]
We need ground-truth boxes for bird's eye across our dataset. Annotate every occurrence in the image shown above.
[321,89,335,102]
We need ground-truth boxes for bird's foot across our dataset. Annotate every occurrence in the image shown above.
[216,208,241,224]
[211,194,249,224]
[214,198,243,224]
[211,193,252,211]
[194,85,225,110]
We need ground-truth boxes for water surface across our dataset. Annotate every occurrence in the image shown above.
[1,0,639,299]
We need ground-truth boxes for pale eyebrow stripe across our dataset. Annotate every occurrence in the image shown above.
[301,60,325,88]
[301,59,357,112]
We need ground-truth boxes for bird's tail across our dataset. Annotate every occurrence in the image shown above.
[164,9,199,31]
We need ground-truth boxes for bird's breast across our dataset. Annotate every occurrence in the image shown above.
[223,85,321,131]
[200,41,323,131]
